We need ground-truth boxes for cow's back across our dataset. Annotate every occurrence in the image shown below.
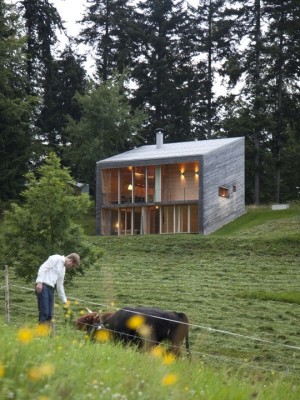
[104,307,188,346]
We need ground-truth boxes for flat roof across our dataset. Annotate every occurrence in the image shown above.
[97,137,244,166]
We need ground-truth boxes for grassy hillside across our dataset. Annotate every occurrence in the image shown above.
[1,322,299,400]
[0,204,299,397]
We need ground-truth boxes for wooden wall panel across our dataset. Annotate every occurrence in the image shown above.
[202,138,245,234]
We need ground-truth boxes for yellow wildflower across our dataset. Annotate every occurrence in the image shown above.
[162,353,176,365]
[161,373,178,386]
[28,366,42,381]
[0,362,5,378]
[35,324,50,337]
[94,329,112,342]
[39,363,55,377]
[126,315,145,330]
[18,327,34,344]
[28,363,55,381]
[151,346,164,358]
[64,301,70,309]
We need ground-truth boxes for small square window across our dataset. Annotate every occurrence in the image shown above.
[219,186,229,198]
[233,185,237,192]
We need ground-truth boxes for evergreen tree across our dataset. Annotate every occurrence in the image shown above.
[219,0,271,205]
[192,0,225,139]
[20,0,63,93]
[55,46,87,148]
[65,74,145,195]
[263,0,300,202]
[79,0,136,81]
[0,153,101,282]
[39,46,87,156]
[19,0,65,151]
[219,0,300,203]
[0,0,36,210]
[132,0,197,142]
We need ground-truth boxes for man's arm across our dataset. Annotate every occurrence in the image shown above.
[56,275,67,303]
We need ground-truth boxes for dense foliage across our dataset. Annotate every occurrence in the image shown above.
[0,153,102,281]
[0,1,36,209]
[1,0,300,207]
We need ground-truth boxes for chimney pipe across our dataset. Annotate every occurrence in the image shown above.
[156,129,163,149]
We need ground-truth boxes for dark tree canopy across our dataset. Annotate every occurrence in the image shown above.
[1,0,300,206]
[0,0,36,209]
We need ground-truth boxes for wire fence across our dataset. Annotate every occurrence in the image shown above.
[1,271,300,377]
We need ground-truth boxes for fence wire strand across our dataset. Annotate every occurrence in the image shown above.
[1,283,300,377]
[5,284,300,351]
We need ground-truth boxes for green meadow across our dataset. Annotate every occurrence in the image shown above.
[1,204,300,399]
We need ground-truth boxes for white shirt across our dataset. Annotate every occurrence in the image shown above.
[36,255,67,303]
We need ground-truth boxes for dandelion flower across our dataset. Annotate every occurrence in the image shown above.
[18,327,34,344]
[64,301,70,309]
[126,315,145,330]
[35,324,50,337]
[28,366,42,381]
[162,353,176,365]
[28,363,55,381]
[40,363,55,377]
[0,362,5,378]
[151,346,164,358]
[94,329,112,342]
[161,373,178,386]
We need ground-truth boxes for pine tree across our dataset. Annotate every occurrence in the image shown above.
[0,0,36,209]
[0,153,101,281]
[131,0,197,142]
[19,0,65,151]
[263,0,300,202]
[64,75,145,195]
[39,46,87,156]
[79,0,136,81]
[192,0,226,139]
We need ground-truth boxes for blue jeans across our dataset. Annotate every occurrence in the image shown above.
[36,283,54,323]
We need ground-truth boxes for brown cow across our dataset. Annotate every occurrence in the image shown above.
[75,306,190,357]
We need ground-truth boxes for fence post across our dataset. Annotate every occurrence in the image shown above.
[4,265,10,323]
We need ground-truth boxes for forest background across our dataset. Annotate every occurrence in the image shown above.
[1,0,300,212]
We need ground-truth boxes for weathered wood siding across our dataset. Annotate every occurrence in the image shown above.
[202,138,245,234]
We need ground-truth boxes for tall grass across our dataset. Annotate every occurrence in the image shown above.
[0,322,299,400]
[1,204,300,398]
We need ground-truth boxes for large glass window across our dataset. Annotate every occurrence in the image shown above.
[120,167,133,203]
[161,162,199,202]
[101,209,119,235]
[147,166,155,202]
[101,169,118,204]
[133,167,146,203]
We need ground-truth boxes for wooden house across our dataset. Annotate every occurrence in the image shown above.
[96,133,245,235]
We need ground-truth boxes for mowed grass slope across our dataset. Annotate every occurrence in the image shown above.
[1,205,300,382]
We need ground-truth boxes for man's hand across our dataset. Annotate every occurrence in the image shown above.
[35,282,43,294]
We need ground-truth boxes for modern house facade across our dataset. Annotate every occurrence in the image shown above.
[96,133,245,236]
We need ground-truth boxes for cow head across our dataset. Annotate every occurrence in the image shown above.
[74,311,100,331]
